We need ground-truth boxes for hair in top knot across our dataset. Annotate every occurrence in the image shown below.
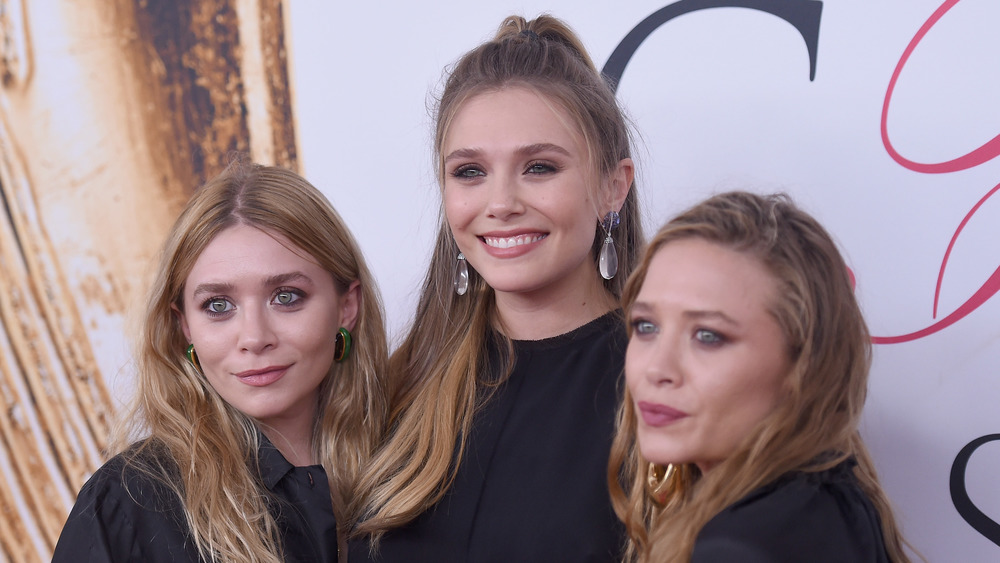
[491,15,598,73]
[352,14,644,544]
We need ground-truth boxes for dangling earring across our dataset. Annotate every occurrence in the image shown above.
[185,344,201,373]
[333,327,353,362]
[646,462,688,506]
[454,252,469,296]
[599,211,620,280]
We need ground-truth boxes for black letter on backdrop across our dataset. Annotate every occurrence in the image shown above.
[951,434,1000,545]
[602,0,823,90]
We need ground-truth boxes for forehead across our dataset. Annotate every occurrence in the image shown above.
[445,86,584,151]
[186,224,322,284]
[639,238,778,313]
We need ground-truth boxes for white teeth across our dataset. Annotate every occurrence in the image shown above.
[483,234,547,248]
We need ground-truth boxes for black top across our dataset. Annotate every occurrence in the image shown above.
[351,312,627,562]
[692,459,890,563]
[53,437,338,562]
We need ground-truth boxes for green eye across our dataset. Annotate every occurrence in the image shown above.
[273,290,302,306]
[208,299,231,313]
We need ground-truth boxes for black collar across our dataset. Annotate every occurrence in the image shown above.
[257,433,296,490]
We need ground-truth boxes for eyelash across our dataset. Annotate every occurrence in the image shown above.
[694,328,726,346]
[272,288,305,308]
[451,164,484,179]
[201,297,234,318]
[449,160,561,180]
[198,287,306,319]
[630,318,657,336]
[628,319,729,349]
[524,160,558,175]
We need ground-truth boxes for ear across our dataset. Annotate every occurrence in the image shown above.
[603,157,634,213]
[172,303,192,342]
[338,280,362,332]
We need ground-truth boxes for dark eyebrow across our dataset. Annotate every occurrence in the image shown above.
[515,143,571,158]
[443,142,572,165]
[264,272,312,288]
[190,272,312,301]
[443,147,482,164]
[191,282,234,301]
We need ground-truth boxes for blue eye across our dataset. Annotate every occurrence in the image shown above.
[631,319,657,335]
[694,329,724,345]
[453,165,485,178]
[525,161,556,175]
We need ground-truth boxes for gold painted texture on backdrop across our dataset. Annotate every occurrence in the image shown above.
[0,0,297,560]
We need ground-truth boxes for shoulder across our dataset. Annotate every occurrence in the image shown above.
[692,463,888,563]
[77,444,182,513]
[53,444,199,562]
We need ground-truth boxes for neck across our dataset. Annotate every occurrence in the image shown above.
[494,262,618,340]
[258,415,317,467]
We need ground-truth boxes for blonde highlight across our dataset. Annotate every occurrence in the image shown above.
[609,191,910,562]
[354,14,642,548]
[112,158,389,560]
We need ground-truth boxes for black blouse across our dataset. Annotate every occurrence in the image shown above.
[692,459,890,562]
[351,312,627,562]
[52,438,338,562]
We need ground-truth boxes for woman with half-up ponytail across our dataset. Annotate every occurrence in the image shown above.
[610,191,911,562]
[350,14,642,563]
[53,159,389,562]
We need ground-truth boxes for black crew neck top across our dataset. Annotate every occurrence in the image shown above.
[352,312,627,562]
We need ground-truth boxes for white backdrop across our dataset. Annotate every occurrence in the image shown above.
[288,0,1000,560]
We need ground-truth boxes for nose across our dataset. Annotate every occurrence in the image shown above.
[642,333,682,387]
[485,173,525,219]
[237,304,276,353]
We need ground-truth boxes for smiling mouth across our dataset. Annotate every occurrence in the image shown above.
[481,233,547,249]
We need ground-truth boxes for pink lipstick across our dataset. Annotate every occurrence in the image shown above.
[235,365,289,387]
[637,401,688,427]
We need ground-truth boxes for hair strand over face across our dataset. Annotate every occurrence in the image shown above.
[608,191,910,563]
[353,14,644,547]
[114,158,389,561]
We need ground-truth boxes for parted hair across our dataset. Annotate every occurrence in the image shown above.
[352,14,642,545]
[112,160,388,562]
[608,191,909,562]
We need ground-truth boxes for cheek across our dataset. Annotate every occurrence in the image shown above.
[559,195,596,233]
[623,345,644,392]
[443,188,474,228]
[187,326,230,371]
[720,372,785,437]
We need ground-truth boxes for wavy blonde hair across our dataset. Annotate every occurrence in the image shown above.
[111,160,388,562]
[353,14,642,545]
[609,191,910,562]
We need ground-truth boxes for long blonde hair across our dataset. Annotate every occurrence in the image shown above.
[353,14,642,543]
[609,191,909,562]
[112,160,388,562]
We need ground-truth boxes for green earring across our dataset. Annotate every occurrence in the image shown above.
[333,327,352,362]
[185,344,201,372]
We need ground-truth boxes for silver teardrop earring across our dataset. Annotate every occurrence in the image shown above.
[454,252,469,295]
[599,211,620,280]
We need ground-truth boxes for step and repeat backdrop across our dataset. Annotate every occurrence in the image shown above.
[0,0,996,560]
[291,1,998,561]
